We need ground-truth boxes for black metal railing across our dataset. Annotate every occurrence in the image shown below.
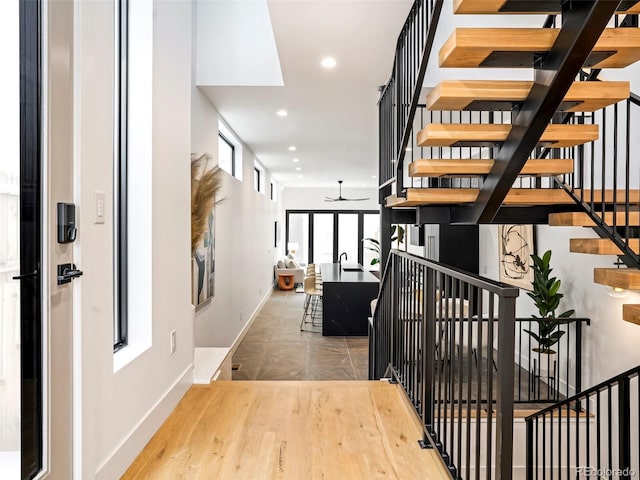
[526,365,640,480]
[513,317,590,404]
[370,250,520,479]
[378,0,443,191]
[553,88,640,269]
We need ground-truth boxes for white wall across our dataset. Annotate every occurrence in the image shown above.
[479,224,640,391]
[191,88,282,348]
[75,1,194,478]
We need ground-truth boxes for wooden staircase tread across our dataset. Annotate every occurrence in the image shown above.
[386,188,576,207]
[453,0,640,15]
[416,123,599,148]
[409,158,574,177]
[622,304,640,326]
[439,28,640,69]
[570,238,639,255]
[387,189,640,207]
[573,190,640,204]
[426,80,630,112]
[549,211,640,227]
[594,268,640,290]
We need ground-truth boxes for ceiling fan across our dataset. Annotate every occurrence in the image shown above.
[324,180,370,202]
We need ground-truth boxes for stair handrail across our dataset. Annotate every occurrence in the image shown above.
[525,365,640,420]
[378,0,444,193]
[370,249,520,479]
[551,70,640,268]
[526,365,640,480]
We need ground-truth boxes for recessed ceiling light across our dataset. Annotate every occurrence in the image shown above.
[296,167,301,171]
[288,146,296,151]
[372,175,377,179]
[321,57,337,69]
[292,158,300,163]
[298,174,303,178]
[405,147,412,152]
[276,109,288,117]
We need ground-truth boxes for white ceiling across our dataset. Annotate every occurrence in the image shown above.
[198,0,413,188]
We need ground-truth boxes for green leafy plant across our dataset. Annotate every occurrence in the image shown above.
[524,250,575,354]
[362,225,405,265]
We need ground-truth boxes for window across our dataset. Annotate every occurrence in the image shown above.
[285,210,380,267]
[253,167,260,192]
[218,133,235,176]
[114,0,129,350]
[114,0,153,367]
[270,181,276,200]
[218,120,243,180]
[253,161,265,194]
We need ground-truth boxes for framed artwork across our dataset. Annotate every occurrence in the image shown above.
[497,224,535,290]
[192,210,215,306]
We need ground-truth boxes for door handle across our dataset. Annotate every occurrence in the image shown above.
[12,270,38,280]
[57,263,83,285]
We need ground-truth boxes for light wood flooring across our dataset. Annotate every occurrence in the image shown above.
[122,381,450,480]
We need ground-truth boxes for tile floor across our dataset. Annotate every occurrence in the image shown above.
[232,289,369,381]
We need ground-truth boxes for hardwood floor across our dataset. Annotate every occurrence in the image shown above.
[122,381,450,479]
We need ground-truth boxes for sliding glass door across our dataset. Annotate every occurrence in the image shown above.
[312,214,333,263]
[285,210,380,268]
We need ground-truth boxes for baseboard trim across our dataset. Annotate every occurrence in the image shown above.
[229,287,274,355]
[94,365,192,480]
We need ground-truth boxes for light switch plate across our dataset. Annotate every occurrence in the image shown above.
[94,191,105,224]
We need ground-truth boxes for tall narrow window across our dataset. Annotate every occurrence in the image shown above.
[270,181,276,200]
[114,0,129,350]
[253,167,260,192]
[218,133,235,177]
[114,0,153,368]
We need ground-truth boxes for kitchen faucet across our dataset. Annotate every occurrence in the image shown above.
[338,252,348,264]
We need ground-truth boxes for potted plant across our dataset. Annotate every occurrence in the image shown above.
[524,250,575,377]
[362,225,405,266]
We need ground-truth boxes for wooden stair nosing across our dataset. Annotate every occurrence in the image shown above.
[425,80,630,112]
[453,0,640,15]
[409,158,574,177]
[386,188,575,207]
[549,211,640,227]
[416,123,599,148]
[622,304,640,326]
[439,28,640,69]
[386,189,640,208]
[570,238,639,255]
[594,268,640,290]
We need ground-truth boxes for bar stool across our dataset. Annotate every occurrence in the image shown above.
[300,275,322,331]
[307,264,322,289]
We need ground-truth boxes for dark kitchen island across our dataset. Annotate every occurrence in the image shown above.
[319,263,380,336]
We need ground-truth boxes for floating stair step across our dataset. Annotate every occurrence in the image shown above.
[574,190,640,204]
[549,211,640,226]
[416,123,598,148]
[594,268,640,290]
[622,305,640,326]
[426,80,630,112]
[439,28,640,69]
[409,158,573,177]
[453,0,640,15]
[570,238,639,255]
[386,188,575,207]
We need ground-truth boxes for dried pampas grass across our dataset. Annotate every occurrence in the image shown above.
[191,153,223,254]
